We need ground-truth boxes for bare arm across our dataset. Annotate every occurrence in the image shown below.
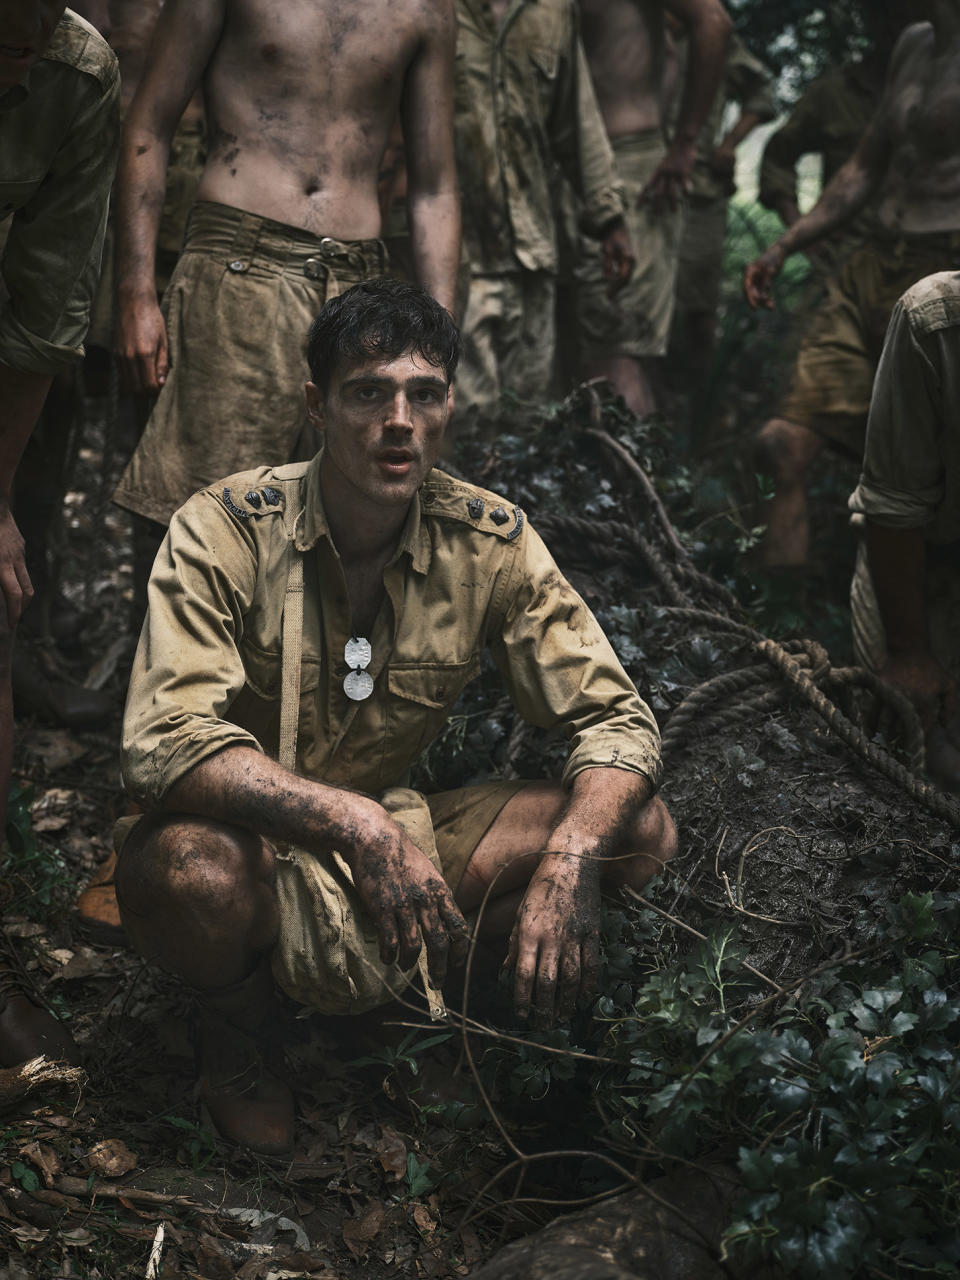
[646,0,732,205]
[0,366,50,626]
[401,0,460,313]
[114,0,225,391]
[508,767,655,1022]
[744,122,889,308]
[165,744,469,983]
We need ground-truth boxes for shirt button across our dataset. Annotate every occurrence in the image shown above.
[435,686,447,700]
[334,664,348,678]
[423,493,435,505]
[228,259,246,272]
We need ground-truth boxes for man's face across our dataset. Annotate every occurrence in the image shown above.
[306,350,452,512]
[0,1,67,88]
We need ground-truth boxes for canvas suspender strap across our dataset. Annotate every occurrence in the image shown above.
[279,491,305,775]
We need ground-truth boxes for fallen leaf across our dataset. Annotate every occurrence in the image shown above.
[11,1224,48,1243]
[20,1141,61,1187]
[49,948,112,982]
[22,730,89,771]
[60,1227,95,1246]
[86,1138,137,1177]
[412,1203,437,1235]
[375,1126,407,1179]
[342,1199,385,1258]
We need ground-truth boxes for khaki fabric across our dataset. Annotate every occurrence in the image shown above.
[88,116,205,350]
[121,455,662,810]
[778,235,960,456]
[0,9,119,374]
[455,0,623,277]
[574,130,684,363]
[759,60,881,267]
[112,201,387,526]
[456,270,556,420]
[848,271,960,683]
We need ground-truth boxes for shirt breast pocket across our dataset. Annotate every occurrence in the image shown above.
[387,656,481,756]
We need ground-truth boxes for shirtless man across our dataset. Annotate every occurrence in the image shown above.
[575,0,731,415]
[744,1,958,569]
[112,0,459,530]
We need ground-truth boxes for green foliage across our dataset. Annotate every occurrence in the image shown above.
[10,1159,40,1193]
[3,782,69,917]
[163,1115,218,1171]
[405,1152,437,1199]
[473,892,960,1278]
[729,1,867,99]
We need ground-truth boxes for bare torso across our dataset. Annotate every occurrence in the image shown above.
[579,0,665,138]
[874,23,960,234]
[197,0,436,238]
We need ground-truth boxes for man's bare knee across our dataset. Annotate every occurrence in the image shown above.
[116,814,275,926]
[754,418,820,483]
[604,796,677,891]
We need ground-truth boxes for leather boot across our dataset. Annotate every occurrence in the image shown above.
[0,963,81,1068]
[194,959,295,1156]
[75,850,126,946]
[12,647,114,729]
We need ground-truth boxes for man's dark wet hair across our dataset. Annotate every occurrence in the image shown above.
[307,278,461,394]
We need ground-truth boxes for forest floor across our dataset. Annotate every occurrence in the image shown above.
[1,360,956,1280]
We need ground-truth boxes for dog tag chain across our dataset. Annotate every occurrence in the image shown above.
[343,635,374,701]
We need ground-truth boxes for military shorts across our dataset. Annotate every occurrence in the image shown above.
[675,196,728,318]
[114,778,529,1011]
[779,232,960,456]
[850,531,960,685]
[113,200,387,526]
[456,269,556,424]
[573,129,685,363]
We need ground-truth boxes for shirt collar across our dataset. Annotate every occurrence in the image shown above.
[294,450,433,575]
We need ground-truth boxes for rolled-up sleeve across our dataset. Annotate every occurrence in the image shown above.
[0,62,119,373]
[849,299,946,529]
[489,523,662,790]
[121,494,266,808]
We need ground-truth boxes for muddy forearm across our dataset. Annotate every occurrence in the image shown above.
[407,188,460,315]
[540,766,653,872]
[115,120,172,305]
[163,745,385,861]
[0,365,53,501]
[775,156,875,259]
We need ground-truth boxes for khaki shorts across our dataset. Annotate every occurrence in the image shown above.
[850,532,960,685]
[88,117,206,351]
[780,232,960,456]
[115,778,528,1011]
[113,200,387,526]
[456,270,556,423]
[675,196,728,318]
[574,129,684,363]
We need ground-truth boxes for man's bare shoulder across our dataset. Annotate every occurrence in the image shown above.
[885,20,935,84]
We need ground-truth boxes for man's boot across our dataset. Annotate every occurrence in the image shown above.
[194,958,295,1156]
[0,961,81,1068]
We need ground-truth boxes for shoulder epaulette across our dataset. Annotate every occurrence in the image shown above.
[421,471,525,542]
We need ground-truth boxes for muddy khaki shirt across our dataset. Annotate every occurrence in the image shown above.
[0,10,119,375]
[122,458,662,809]
[455,0,624,275]
[849,272,960,546]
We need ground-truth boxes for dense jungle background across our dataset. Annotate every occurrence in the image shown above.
[2,6,959,1279]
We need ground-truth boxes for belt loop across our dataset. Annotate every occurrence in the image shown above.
[227,211,263,273]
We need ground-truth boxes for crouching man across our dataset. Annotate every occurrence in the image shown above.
[115,279,676,1154]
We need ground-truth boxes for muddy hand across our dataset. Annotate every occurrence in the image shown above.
[115,294,169,395]
[743,244,785,310]
[347,811,469,985]
[0,506,33,630]
[505,853,601,1026]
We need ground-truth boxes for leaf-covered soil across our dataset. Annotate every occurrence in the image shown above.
[2,385,956,1279]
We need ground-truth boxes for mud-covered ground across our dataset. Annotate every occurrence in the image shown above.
[1,385,956,1280]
